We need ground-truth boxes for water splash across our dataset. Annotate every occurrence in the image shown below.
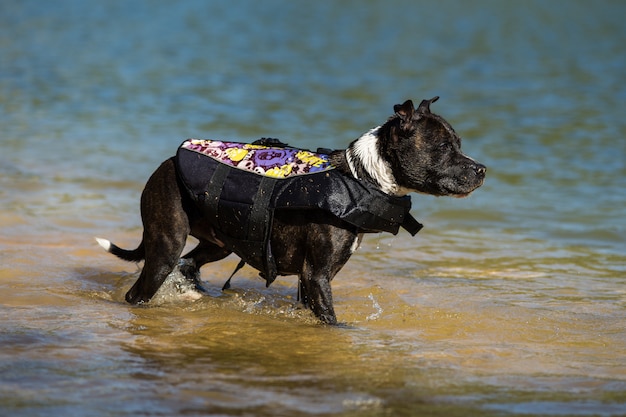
[366,293,383,321]
[151,259,205,304]
[374,233,396,251]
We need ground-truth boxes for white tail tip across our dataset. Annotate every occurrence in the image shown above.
[95,237,111,251]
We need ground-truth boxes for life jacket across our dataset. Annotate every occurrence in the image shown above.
[174,139,422,286]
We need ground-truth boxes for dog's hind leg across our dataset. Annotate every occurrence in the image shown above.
[182,240,232,267]
[124,158,191,304]
[179,240,232,290]
[125,229,188,304]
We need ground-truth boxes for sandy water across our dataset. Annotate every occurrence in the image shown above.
[1,1,625,416]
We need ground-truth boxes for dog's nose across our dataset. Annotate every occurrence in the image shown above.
[473,163,486,176]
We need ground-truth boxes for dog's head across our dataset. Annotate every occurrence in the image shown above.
[379,97,486,197]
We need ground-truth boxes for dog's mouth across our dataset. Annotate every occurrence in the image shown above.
[443,187,472,198]
[428,161,486,199]
[440,176,485,198]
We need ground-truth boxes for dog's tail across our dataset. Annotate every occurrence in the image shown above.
[95,237,145,262]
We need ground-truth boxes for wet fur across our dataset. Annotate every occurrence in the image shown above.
[98,97,485,324]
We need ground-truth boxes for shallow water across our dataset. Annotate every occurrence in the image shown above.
[1,1,625,416]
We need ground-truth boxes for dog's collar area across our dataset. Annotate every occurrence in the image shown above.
[345,147,359,180]
[346,127,408,197]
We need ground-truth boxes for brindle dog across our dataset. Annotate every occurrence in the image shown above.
[97,97,486,324]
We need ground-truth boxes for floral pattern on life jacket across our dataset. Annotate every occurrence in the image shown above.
[181,139,334,178]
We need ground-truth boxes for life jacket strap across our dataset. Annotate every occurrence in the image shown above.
[222,258,247,291]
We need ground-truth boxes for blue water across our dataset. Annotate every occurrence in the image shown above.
[1,1,625,416]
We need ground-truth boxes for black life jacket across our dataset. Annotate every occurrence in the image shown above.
[174,139,422,286]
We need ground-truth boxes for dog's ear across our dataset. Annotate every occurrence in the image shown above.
[393,100,415,122]
[417,96,440,114]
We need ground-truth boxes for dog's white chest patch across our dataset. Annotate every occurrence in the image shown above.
[346,127,408,196]
[350,235,364,253]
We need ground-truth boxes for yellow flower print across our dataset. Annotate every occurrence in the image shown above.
[225,148,249,162]
[265,164,294,178]
[296,150,327,167]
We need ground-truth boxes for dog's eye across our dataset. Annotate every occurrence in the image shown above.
[439,142,452,150]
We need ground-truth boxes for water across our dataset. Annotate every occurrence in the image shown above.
[1,0,625,415]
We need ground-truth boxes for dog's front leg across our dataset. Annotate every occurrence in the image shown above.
[295,225,358,324]
[299,269,336,325]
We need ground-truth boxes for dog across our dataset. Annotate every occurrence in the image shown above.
[96,97,485,324]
